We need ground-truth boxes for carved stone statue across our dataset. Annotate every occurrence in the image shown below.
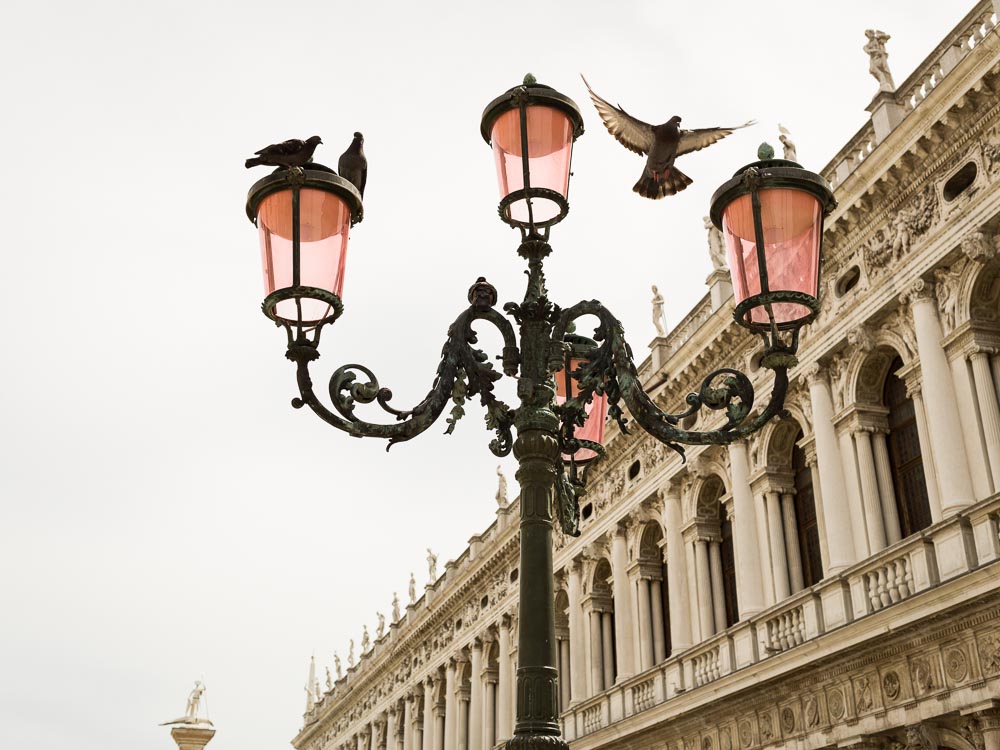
[864,29,895,92]
[325,666,333,691]
[334,652,342,679]
[408,573,417,603]
[361,625,371,652]
[185,681,205,720]
[392,592,401,622]
[778,124,797,162]
[703,216,728,271]
[376,612,386,637]
[651,285,667,337]
[426,549,438,582]
[495,466,509,508]
[348,639,355,667]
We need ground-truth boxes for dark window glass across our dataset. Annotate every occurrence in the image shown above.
[720,516,739,627]
[792,438,824,586]
[884,357,932,536]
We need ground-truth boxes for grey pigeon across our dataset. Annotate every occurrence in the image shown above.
[338,132,367,198]
[582,76,754,199]
[245,135,323,169]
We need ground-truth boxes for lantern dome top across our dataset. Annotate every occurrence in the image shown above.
[480,77,585,145]
[245,164,364,227]
[709,159,836,231]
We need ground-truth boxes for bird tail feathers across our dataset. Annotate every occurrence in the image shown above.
[245,157,263,169]
[633,166,693,199]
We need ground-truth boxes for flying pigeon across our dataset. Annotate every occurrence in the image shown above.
[582,76,754,199]
[245,135,323,169]
[338,132,367,198]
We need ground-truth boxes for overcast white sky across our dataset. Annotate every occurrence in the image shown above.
[0,2,978,749]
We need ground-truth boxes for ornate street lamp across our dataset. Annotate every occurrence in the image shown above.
[246,76,834,750]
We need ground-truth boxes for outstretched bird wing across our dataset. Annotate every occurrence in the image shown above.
[676,121,755,157]
[582,75,654,156]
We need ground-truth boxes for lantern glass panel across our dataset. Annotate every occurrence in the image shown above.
[491,105,574,224]
[257,187,352,324]
[721,187,822,326]
[555,358,608,463]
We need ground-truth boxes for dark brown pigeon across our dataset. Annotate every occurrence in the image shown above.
[338,132,367,198]
[582,76,754,199]
[245,135,323,169]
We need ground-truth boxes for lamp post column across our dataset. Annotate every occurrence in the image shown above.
[509,245,565,750]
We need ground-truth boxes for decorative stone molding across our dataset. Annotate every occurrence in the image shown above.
[848,325,876,353]
[962,230,998,263]
[900,278,937,306]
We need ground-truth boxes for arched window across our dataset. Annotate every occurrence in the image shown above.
[588,559,616,692]
[484,640,499,748]
[636,523,669,668]
[695,476,738,634]
[554,589,571,711]
[884,356,932,536]
[719,513,738,627]
[791,436,823,587]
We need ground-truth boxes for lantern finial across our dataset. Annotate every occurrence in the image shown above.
[523,72,537,85]
[757,142,775,160]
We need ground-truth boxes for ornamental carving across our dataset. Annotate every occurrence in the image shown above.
[933,259,967,335]
[738,719,754,748]
[864,186,939,275]
[978,633,1000,675]
[945,646,969,682]
[962,717,987,750]
[804,696,820,728]
[721,727,733,750]
[854,675,874,712]
[780,707,795,734]
[703,736,714,750]
[882,670,901,700]
[827,686,846,720]
[961,230,997,263]
[759,712,774,742]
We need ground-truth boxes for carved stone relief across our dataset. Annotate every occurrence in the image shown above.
[944,645,970,683]
[863,186,939,276]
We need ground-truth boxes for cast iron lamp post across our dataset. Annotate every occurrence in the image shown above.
[246,75,834,750]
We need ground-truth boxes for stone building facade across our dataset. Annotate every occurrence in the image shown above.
[295,5,1000,750]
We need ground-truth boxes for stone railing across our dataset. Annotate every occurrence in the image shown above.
[822,1,997,192]
[561,495,1000,741]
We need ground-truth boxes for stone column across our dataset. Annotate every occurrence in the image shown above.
[496,616,511,740]
[780,492,804,593]
[483,677,496,750]
[838,428,870,558]
[973,706,1000,750]
[685,539,701,642]
[872,430,902,544]
[588,609,604,694]
[388,709,398,750]
[904,279,975,515]
[403,693,415,750]
[694,538,715,636]
[708,541,727,628]
[469,641,482,750]
[567,559,586,703]
[650,575,666,662]
[456,686,470,750]
[854,427,888,552]
[371,721,380,750]
[600,612,615,688]
[636,575,653,671]
[660,486,692,651]
[444,661,456,750]
[909,385,943,519]
[952,350,994,498]
[611,524,636,680]
[728,441,766,616]
[765,490,790,601]
[972,348,1000,489]
[804,365,856,571]
[360,728,370,750]
[422,680,435,750]
[558,637,571,709]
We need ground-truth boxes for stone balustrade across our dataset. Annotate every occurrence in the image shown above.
[560,495,999,740]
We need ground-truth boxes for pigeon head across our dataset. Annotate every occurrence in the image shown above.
[354,132,364,141]
[307,135,323,146]
[669,116,682,125]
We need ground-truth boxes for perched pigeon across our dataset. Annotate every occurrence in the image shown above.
[582,76,754,199]
[245,135,323,169]
[338,132,367,198]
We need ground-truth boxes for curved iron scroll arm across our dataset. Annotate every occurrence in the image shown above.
[549,300,789,460]
[286,305,519,455]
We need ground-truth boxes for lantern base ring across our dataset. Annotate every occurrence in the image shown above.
[498,187,569,231]
[262,286,344,328]
[732,291,819,333]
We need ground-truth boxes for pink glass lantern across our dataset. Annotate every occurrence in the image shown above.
[247,168,362,330]
[556,358,608,464]
[710,148,835,335]
[481,75,584,232]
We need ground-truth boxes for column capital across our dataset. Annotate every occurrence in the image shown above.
[613,518,630,538]
[500,613,511,630]
[900,278,937,306]
[971,345,1000,358]
[800,361,825,385]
